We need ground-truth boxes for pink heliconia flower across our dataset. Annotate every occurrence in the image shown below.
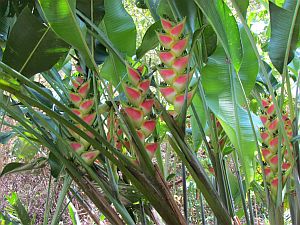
[159,51,175,66]
[124,85,142,107]
[266,104,275,115]
[261,148,272,161]
[173,73,192,92]
[80,99,94,113]
[260,131,270,142]
[161,18,173,32]
[264,167,272,181]
[81,150,100,165]
[68,77,99,165]
[171,36,189,56]
[269,137,279,151]
[160,87,177,103]
[282,162,291,170]
[261,98,270,108]
[138,79,150,94]
[78,80,90,98]
[270,177,279,201]
[157,32,174,49]
[271,177,279,189]
[174,90,195,113]
[260,96,294,195]
[157,18,194,116]
[170,18,186,37]
[82,112,96,125]
[158,68,177,85]
[172,55,189,73]
[124,107,144,128]
[140,99,154,116]
[145,142,159,158]
[72,78,81,90]
[260,114,268,125]
[71,108,82,117]
[127,65,141,86]
[270,155,278,171]
[70,92,82,107]
[268,118,278,131]
[70,142,85,155]
[141,120,156,137]
[136,129,145,143]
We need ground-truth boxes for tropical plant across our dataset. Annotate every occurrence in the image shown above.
[0,0,299,224]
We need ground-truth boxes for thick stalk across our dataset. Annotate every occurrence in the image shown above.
[50,175,73,225]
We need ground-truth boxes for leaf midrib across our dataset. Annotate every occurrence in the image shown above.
[19,26,51,73]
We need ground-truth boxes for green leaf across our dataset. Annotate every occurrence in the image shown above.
[200,27,259,187]
[203,25,218,58]
[235,0,249,18]
[268,1,300,73]
[68,202,81,225]
[1,157,47,177]
[13,137,39,160]
[190,94,206,151]
[76,0,105,25]
[193,0,243,71]
[136,21,161,59]
[5,192,32,225]
[48,152,62,178]
[38,0,95,69]
[0,0,8,18]
[26,84,54,108]
[0,12,15,43]
[157,0,198,31]
[100,0,136,87]
[2,8,69,77]
[0,131,16,144]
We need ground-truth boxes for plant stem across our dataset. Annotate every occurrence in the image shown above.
[232,151,250,225]
[182,163,188,221]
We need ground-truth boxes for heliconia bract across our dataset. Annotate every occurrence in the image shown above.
[145,142,159,158]
[81,150,100,165]
[156,17,195,116]
[259,96,294,201]
[78,80,90,98]
[140,99,154,116]
[124,84,143,107]
[116,62,159,162]
[127,65,141,86]
[141,120,156,138]
[158,68,177,85]
[157,32,174,49]
[124,107,144,128]
[67,77,99,166]
[160,86,177,103]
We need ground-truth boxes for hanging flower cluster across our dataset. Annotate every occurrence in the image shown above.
[68,77,100,165]
[259,97,294,201]
[118,63,159,160]
[157,17,195,115]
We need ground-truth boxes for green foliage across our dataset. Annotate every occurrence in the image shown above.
[100,0,137,87]
[2,8,69,77]
[4,192,33,225]
[268,1,300,73]
[136,21,161,59]
[194,0,243,71]
[38,0,94,69]
[0,158,46,177]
